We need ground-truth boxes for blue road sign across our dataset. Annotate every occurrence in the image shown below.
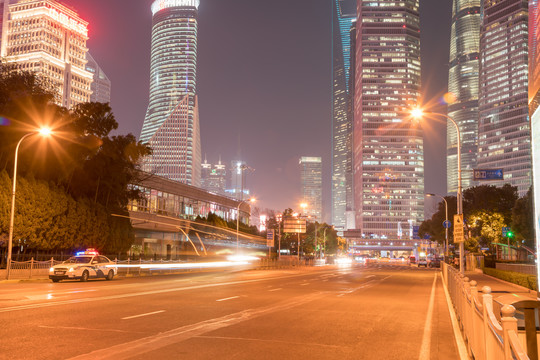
[267,229,275,240]
[443,220,451,229]
[473,169,503,181]
[502,227,510,237]
[413,225,420,239]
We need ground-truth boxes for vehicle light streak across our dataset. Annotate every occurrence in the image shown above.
[107,261,250,270]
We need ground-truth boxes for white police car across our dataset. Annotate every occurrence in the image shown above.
[49,249,117,282]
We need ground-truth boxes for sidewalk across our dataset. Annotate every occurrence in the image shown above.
[465,270,537,299]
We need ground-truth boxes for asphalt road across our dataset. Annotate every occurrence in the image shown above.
[0,262,462,360]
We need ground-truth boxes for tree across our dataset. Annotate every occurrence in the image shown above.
[512,187,534,247]
[418,196,456,245]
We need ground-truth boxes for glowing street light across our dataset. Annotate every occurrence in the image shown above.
[412,108,464,274]
[6,128,53,279]
[236,197,256,255]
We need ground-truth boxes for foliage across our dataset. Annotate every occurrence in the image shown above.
[483,267,537,291]
[512,187,534,247]
[418,196,456,245]
[467,211,507,248]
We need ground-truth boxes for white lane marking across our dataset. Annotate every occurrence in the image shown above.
[122,310,165,320]
[322,279,328,282]
[67,292,324,360]
[300,283,309,286]
[365,275,375,279]
[268,288,282,292]
[216,296,240,302]
[39,325,144,334]
[0,272,329,314]
[419,273,437,360]
[337,294,345,297]
[441,273,469,359]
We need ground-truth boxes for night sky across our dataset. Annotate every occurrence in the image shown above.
[63,0,453,220]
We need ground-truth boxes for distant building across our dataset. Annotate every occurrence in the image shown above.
[226,160,250,201]
[353,0,424,239]
[201,158,226,196]
[478,0,531,196]
[140,0,201,187]
[85,52,111,104]
[299,157,322,221]
[1,0,93,109]
[447,0,481,194]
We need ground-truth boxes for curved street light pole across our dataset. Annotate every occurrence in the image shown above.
[7,132,41,279]
[426,193,448,257]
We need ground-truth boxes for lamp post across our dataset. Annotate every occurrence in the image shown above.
[426,193,448,257]
[236,198,255,255]
[6,128,53,279]
[412,108,464,274]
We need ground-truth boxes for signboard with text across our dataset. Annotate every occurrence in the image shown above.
[453,214,464,243]
[473,169,504,181]
[283,217,306,234]
[266,229,274,247]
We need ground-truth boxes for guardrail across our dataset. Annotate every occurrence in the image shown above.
[442,262,533,360]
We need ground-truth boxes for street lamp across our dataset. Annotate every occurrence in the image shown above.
[426,193,448,257]
[236,197,255,255]
[412,108,464,274]
[6,128,53,279]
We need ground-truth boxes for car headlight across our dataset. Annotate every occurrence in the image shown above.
[68,267,77,272]
[49,267,54,273]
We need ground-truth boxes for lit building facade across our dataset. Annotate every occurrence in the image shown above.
[226,160,250,201]
[140,0,201,187]
[300,157,323,221]
[85,52,111,104]
[2,0,93,108]
[529,0,540,281]
[353,0,424,239]
[201,158,227,196]
[332,0,356,231]
[0,0,9,55]
[447,0,481,194]
[478,0,531,196]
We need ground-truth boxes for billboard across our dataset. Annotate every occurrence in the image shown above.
[283,217,307,234]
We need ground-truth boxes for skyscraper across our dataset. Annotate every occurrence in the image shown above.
[201,158,227,196]
[300,157,323,221]
[226,161,250,201]
[140,0,201,187]
[478,0,531,196]
[447,0,481,194]
[353,0,424,239]
[332,0,356,232]
[85,52,111,104]
[2,0,93,109]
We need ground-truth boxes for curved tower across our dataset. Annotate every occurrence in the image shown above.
[140,0,201,186]
[447,0,481,194]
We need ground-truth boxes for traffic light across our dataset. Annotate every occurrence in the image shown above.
[507,230,514,238]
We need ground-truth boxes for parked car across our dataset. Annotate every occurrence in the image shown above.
[429,257,442,268]
[49,249,117,282]
[417,257,428,267]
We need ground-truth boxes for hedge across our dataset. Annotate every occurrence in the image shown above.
[483,267,538,291]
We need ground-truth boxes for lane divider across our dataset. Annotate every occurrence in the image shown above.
[122,310,165,320]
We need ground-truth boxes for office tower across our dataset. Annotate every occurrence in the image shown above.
[2,0,92,109]
[478,0,531,196]
[530,0,540,279]
[226,161,250,201]
[447,0,481,194]
[140,0,201,187]
[0,0,9,56]
[300,157,323,221]
[332,0,356,232]
[353,0,424,238]
[85,52,111,104]
[201,158,227,196]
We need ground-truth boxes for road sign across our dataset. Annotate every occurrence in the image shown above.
[502,227,510,237]
[473,169,504,181]
[266,229,274,247]
[283,217,306,233]
[443,220,451,229]
[453,214,464,243]
[413,226,420,239]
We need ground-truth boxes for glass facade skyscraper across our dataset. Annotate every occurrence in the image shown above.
[353,0,424,238]
[140,0,201,187]
[332,0,356,231]
[85,52,111,104]
[300,157,323,222]
[478,0,531,196]
[447,0,481,194]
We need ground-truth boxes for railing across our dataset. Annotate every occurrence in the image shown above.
[495,263,537,275]
[442,262,531,360]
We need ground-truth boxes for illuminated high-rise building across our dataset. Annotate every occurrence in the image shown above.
[0,0,9,55]
[332,0,356,231]
[85,52,111,104]
[478,0,531,196]
[201,158,227,196]
[226,161,250,201]
[353,0,424,238]
[447,0,481,194]
[140,0,201,187]
[2,0,92,109]
[300,157,323,221]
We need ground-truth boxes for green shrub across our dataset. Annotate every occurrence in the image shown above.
[483,268,538,291]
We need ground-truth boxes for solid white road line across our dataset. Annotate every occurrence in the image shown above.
[419,273,437,360]
[268,288,282,292]
[122,310,165,320]
[300,283,309,286]
[441,274,469,360]
[216,296,240,302]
